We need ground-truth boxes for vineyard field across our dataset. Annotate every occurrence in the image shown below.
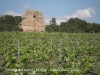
[0,32,100,75]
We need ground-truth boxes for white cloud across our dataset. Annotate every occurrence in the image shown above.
[65,8,95,19]
[45,8,95,25]
[45,19,66,25]
[45,19,50,25]
[20,4,30,9]
[64,15,71,19]
[56,20,66,25]
[4,11,22,16]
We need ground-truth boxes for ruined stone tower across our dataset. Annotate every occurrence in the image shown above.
[19,9,46,32]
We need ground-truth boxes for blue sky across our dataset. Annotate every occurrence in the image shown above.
[0,0,100,24]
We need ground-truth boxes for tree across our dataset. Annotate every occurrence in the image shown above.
[49,17,57,26]
[0,15,22,31]
[46,17,100,33]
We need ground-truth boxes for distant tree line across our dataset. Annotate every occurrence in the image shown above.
[0,15,100,33]
[46,17,100,33]
[0,15,22,31]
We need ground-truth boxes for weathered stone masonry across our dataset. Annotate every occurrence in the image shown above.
[19,9,46,32]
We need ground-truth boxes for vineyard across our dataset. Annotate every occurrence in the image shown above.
[0,32,100,75]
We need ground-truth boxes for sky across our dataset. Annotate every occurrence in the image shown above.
[0,0,100,25]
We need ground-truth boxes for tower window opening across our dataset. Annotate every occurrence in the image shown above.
[33,15,36,18]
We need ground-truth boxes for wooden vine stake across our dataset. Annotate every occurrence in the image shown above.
[66,36,68,45]
[12,30,14,46]
[18,38,20,59]
[58,39,62,68]
[51,37,52,50]
[77,39,79,48]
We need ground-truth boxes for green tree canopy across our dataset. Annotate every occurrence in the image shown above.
[0,15,22,31]
[46,17,100,33]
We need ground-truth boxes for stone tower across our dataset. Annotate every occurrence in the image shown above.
[19,9,46,32]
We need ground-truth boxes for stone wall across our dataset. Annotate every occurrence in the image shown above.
[19,9,46,32]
